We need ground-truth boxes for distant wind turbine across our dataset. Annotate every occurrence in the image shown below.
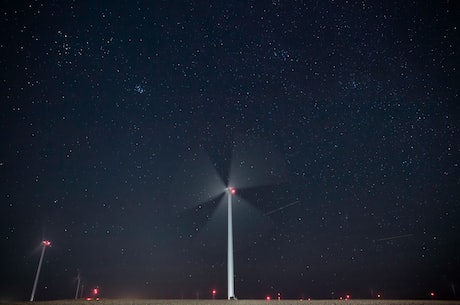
[74,270,81,299]
[30,240,51,302]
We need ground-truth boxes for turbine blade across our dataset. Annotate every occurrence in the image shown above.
[194,194,273,257]
[171,148,226,210]
[231,195,273,250]
[193,195,227,256]
[229,136,287,189]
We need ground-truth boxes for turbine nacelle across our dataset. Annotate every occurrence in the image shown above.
[226,187,236,195]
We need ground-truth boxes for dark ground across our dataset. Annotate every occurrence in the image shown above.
[2,299,460,305]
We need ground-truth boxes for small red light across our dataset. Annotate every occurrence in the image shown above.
[266,296,271,300]
[42,240,51,246]
[377,294,381,298]
[93,288,98,295]
[430,292,435,297]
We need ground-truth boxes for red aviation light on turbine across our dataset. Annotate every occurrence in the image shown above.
[228,187,236,195]
[42,240,51,246]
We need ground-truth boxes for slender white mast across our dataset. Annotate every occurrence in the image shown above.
[227,187,236,300]
[75,271,81,299]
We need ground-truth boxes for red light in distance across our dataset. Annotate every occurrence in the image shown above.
[42,240,51,246]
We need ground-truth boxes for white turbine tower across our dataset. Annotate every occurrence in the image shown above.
[226,186,236,299]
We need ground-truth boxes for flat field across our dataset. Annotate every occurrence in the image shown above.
[3,300,460,305]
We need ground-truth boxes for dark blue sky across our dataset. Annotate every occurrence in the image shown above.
[1,0,459,301]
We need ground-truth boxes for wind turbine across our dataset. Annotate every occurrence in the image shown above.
[30,240,51,302]
[173,136,287,300]
[74,270,81,299]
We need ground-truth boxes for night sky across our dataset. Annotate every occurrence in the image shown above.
[1,0,459,301]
